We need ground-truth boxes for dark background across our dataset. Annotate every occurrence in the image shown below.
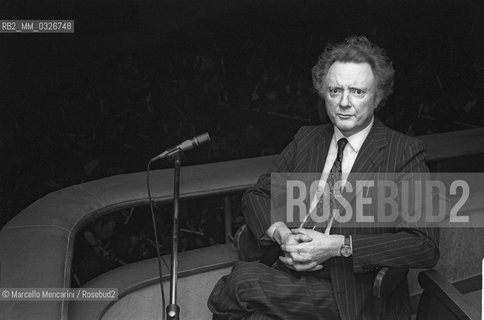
[1,0,483,227]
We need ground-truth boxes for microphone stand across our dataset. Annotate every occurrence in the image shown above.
[150,133,210,320]
[166,153,181,320]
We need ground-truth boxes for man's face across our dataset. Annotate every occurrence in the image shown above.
[323,61,382,136]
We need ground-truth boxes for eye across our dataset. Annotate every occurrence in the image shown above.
[329,88,340,95]
[352,89,365,96]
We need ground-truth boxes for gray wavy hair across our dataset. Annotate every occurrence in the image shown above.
[312,36,395,108]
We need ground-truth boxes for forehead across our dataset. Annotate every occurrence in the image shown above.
[325,62,375,88]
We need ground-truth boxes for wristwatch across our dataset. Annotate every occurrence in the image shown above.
[340,235,352,257]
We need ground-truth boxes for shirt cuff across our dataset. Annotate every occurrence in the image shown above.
[265,221,286,242]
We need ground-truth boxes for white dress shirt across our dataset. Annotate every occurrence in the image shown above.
[266,118,374,239]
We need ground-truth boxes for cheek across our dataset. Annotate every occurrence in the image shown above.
[324,97,337,110]
[356,99,373,111]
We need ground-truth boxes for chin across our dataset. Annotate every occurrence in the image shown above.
[334,121,356,133]
[339,129,355,136]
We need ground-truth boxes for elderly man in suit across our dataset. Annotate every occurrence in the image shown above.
[208,36,439,320]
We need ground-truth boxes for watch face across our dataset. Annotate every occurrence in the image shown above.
[341,246,352,257]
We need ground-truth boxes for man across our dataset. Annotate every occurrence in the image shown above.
[208,36,439,320]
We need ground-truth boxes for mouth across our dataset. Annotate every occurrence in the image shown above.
[337,114,353,119]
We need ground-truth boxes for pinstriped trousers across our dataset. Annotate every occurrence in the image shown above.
[208,261,341,320]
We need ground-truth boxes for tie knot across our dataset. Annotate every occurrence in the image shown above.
[337,138,348,159]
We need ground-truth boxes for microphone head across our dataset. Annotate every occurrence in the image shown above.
[193,132,211,146]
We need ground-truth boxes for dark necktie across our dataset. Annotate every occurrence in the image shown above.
[310,138,348,229]
[327,138,348,192]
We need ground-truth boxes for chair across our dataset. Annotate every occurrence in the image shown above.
[233,224,408,320]
[416,270,481,320]
[234,225,482,320]
[372,267,409,319]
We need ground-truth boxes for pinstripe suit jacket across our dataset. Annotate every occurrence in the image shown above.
[242,118,439,320]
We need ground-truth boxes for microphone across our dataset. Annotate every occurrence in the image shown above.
[151,132,211,161]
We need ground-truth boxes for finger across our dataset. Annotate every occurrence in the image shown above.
[291,261,318,272]
[291,228,308,234]
[306,264,324,272]
[288,252,312,263]
[279,255,294,266]
[292,233,312,242]
[281,243,303,252]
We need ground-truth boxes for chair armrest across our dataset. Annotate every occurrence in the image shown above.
[373,267,409,299]
[234,224,249,261]
[234,224,280,264]
[372,267,409,319]
[417,270,481,320]
[234,224,264,262]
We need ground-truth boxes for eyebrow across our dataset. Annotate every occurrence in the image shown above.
[327,84,369,91]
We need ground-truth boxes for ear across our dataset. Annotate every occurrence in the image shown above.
[374,94,383,110]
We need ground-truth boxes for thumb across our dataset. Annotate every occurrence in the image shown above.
[292,233,312,242]
[309,264,324,272]
[292,228,310,235]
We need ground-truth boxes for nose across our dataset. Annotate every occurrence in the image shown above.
[339,90,351,108]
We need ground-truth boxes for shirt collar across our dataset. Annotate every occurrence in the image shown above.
[333,117,374,153]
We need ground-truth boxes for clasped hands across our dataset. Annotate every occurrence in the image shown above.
[273,224,344,272]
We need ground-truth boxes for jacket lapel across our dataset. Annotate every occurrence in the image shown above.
[305,124,333,173]
[349,118,388,174]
